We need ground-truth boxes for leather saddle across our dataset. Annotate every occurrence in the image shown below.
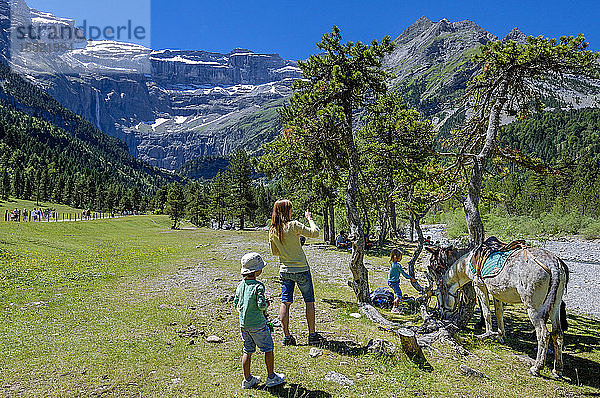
[471,237,526,278]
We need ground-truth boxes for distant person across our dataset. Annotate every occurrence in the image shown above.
[388,249,415,314]
[269,199,325,346]
[336,231,350,250]
[234,252,285,389]
[365,234,373,250]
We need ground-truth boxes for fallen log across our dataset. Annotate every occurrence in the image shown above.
[358,303,402,327]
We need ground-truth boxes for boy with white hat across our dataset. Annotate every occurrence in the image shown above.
[234,252,285,389]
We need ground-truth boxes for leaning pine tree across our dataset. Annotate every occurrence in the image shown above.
[457,35,599,248]
[279,26,394,304]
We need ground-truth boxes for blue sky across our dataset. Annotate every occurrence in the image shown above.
[26,0,600,60]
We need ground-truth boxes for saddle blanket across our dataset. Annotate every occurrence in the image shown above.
[470,249,516,278]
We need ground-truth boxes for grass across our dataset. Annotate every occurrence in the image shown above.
[1,215,599,396]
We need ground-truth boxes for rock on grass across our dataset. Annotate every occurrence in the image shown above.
[206,335,223,343]
[309,347,323,358]
[324,371,354,387]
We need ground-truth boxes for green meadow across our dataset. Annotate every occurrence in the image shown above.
[1,214,599,397]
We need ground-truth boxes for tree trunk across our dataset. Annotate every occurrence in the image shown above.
[342,108,369,304]
[323,204,330,244]
[409,212,415,242]
[240,214,245,230]
[464,159,484,249]
[464,83,508,248]
[377,200,389,246]
[406,213,426,294]
[328,202,336,246]
[390,201,397,237]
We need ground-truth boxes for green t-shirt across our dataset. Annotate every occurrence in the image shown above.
[234,279,268,329]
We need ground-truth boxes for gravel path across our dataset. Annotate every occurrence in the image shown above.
[150,227,599,320]
[542,239,600,319]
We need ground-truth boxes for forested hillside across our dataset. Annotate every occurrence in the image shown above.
[0,62,176,210]
[177,156,230,180]
[483,109,600,218]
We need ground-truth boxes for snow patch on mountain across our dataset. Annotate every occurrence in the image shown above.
[151,118,169,130]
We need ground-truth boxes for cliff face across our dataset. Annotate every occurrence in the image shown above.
[150,49,300,87]
[31,48,299,170]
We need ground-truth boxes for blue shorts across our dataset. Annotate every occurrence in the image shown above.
[280,270,315,303]
[241,323,274,354]
[388,281,402,299]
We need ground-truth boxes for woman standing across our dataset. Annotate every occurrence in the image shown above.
[269,199,326,346]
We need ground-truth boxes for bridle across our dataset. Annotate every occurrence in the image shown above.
[428,247,461,313]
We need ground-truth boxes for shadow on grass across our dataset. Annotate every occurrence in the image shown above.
[321,339,367,356]
[321,298,356,310]
[261,383,332,398]
[497,310,600,389]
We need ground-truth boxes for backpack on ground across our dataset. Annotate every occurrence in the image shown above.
[370,287,394,309]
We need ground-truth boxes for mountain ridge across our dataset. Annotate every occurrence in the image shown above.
[2,0,599,171]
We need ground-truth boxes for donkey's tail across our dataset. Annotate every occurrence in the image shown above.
[534,251,563,323]
[559,258,569,331]
[560,300,569,332]
[560,258,570,292]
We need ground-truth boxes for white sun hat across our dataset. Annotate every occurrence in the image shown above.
[241,252,266,275]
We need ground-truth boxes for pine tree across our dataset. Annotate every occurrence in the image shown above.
[165,182,186,229]
[459,35,599,247]
[131,187,141,212]
[12,167,23,198]
[277,26,394,303]
[152,186,168,214]
[187,183,209,226]
[228,149,255,230]
[0,168,10,200]
[209,171,232,229]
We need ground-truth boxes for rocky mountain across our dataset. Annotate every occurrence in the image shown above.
[0,0,300,170]
[1,1,598,171]
[385,17,600,133]
[38,48,299,169]
[384,17,497,125]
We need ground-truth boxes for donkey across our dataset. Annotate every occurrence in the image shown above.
[426,245,569,377]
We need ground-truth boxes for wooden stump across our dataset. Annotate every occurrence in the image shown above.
[397,328,427,365]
